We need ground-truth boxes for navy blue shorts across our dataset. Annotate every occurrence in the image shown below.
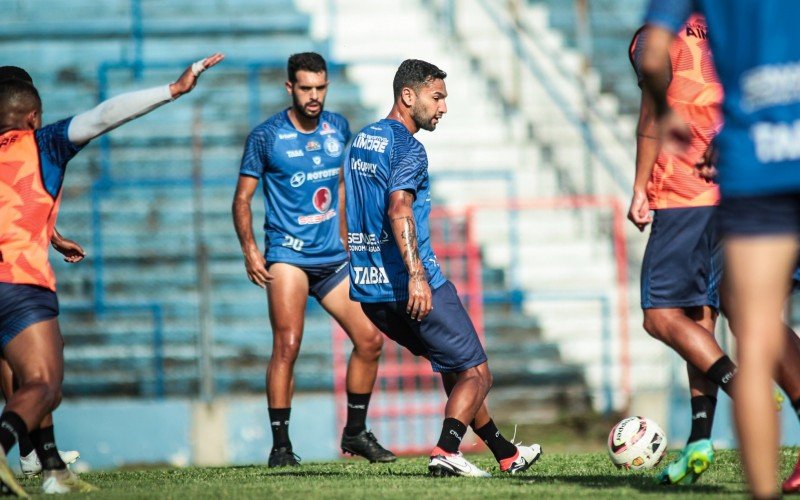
[267,259,349,301]
[641,206,722,309]
[718,192,800,237]
[361,281,487,373]
[0,283,59,348]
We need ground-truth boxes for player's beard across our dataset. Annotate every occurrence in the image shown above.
[292,93,324,120]
[411,101,437,131]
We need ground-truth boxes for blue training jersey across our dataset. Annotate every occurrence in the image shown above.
[240,109,350,265]
[645,0,800,197]
[343,118,446,303]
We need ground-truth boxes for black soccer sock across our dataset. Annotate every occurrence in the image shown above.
[686,395,717,443]
[705,355,737,396]
[30,425,66,471]
[17,430,34,457]
[436,417,467,454]
[0,412,27,454]
[473,419,518,461]
[344,392,371,437]
[268,407,292,450]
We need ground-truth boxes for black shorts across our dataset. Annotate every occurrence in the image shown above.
[0,283,59,348]
[267,259,349,301]
[641,207,722,309]
[361,281,487,373]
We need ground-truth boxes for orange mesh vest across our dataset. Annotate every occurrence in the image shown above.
[0,130,62,291]
[632,14,724,209]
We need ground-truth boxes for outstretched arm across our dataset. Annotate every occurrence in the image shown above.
[67,53,224,146]
[388,190,431,321]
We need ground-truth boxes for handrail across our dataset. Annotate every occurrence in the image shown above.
[472,0,631,193]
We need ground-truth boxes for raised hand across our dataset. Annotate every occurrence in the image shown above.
[169,53,225,98]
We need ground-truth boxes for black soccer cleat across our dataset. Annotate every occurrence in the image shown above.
[340,429,397,463]
[268,447,301,468]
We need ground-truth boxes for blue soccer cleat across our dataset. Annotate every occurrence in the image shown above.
[657,439,714,485]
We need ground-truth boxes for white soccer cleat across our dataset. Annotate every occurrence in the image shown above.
[41,468,96,494]
[499,443,543,474]
[20,450,80,477]
[428,447,491,478]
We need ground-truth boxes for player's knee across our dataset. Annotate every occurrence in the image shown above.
[354,330,383,360]
[643,311,669,342]
[272,332,302,363]
[470,365,493,396]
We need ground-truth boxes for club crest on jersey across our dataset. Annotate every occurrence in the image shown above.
[320,122,337,135]
[324,137,342,157]
[290,172,306,188]
[305,140,321,152]
[312,156,322,166]
[313,187,333,213]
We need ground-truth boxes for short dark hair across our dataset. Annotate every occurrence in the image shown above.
[0,78,41,113]
[287,52,327,83]
[392,59,447,99]
[0,66,33,85]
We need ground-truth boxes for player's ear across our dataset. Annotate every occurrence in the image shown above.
[25,108,40,130]
[401,86,415,107]
[285,80,293,95]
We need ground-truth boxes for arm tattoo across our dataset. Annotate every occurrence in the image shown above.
[392,216,423,278]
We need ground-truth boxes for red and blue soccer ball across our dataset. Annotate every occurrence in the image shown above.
[607,416,668,470]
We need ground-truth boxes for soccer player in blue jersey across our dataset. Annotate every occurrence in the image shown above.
[641,0,800,496]
[0,54,223,496]
[344,59,542,477]
[232,52,395,467]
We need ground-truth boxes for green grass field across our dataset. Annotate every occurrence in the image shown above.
[15,448,800,499]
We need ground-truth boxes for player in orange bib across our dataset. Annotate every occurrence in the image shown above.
[628,14,729,485]
[0,53,222,496]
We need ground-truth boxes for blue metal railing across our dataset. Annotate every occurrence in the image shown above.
[468,0,631,192]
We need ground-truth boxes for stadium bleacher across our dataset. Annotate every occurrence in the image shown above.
[3,0,595,423]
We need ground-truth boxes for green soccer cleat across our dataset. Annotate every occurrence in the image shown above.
[657,439,714,485]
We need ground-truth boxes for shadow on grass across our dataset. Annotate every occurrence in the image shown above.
[509,473,728,493]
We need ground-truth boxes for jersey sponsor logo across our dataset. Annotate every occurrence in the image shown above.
[353,266,389,285]
[313,156,322,166]
[290,172,306,187]
[751,119,800,162]
[324,136,343,157]
[305,167,340,182]
[350,157,378,176]
[306,140,321,151]
[298,210,336,225]
[313,186,333,213]
[369,125,383,131]
[684,23,707,39]
[286,149,304,158]
[320,121,337,135]
[348,231,389,252]
[278,132,297,140]
[0,133,19,150]
[352,132,389,153]
[742,61,800,112]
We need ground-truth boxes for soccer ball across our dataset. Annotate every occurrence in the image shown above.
[607,416,667,470]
